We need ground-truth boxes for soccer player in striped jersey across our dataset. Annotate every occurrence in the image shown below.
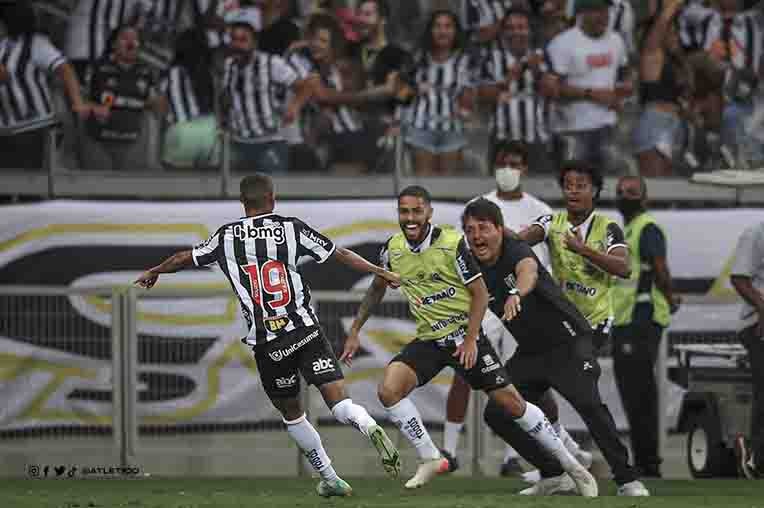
[134,174,402,498]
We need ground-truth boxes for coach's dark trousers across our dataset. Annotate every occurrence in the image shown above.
[740,323,764,470]
[612,321,663,476]
[484,336,638,485]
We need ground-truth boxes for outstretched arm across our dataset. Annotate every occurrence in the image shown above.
[517,224,546,246]
[332,247,400,287]
[134,250,194,289]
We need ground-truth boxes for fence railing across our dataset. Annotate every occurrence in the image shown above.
[0,284,731,478]
[3,114,764,204]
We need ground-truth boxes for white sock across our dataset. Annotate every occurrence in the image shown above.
[554,422,580,453]
[443,421,463,457]
[514,402,577,470]
[503,445,519,462]
[385,398,441,461]
[284,414,339,482]
[331,398,377,436]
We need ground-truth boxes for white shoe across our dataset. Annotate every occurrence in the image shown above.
[565,463,599,497]
[522,450,592,484]
[617,480,650,497]
[518,473,577,495]
[404,457,450,489]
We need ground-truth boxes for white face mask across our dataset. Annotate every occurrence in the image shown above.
[495,166,523,192]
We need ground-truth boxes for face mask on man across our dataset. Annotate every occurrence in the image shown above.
[495,166,522,192]
[615,197,643,217]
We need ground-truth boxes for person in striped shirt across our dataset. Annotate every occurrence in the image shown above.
[403,10,477,176]
[0,2,95,170]
[64,0,151,80]
[479,7,552,173]
[290,13,383,173]
[134,173,403,497]
[220,8,315,173]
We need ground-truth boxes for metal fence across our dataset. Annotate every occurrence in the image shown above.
[0,284,741,478]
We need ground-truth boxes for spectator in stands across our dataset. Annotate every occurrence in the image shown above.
[65,0,150,80]
[80,25,162,171]
[190,0,241,49]
[479,8,551,173]
[565,0,635,55]
[258,0,301,55]
[678,0,764,165]
[348,0,412,172]
[634,0,693,177]
[535,0,571,44]
[403,10,476,176]
[541,0,633,174]
[287,13,375,173]
[0,1,93,171]
[461,0,515,45]
[687,51,727,168]
[221,8,314,173]
[157,28,218,170]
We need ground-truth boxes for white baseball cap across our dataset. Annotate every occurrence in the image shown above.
[225,7,262,32]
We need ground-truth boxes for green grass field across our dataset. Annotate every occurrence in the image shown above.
[2,477,764,508]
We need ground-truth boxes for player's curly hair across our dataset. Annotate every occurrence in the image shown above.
[558,160,603,200]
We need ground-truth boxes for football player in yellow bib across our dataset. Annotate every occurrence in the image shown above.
[341,186,597,495]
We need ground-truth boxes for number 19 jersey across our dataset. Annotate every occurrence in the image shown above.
[192,212,335,345]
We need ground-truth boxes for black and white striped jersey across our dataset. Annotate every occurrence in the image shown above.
[222,51,299,142]
[190,0,239,48]
[679,6,763,74]
[145,0,187,31]
[0,35,67,130]
[192,213,336,345]
[160,65,206,124]
[481,43,548,143]
[65,0,150,62]
[462,0,513,32]
[287,47,362,134]
[404,51,475,132]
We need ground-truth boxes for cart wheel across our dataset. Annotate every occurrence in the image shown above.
[686,410,728,478]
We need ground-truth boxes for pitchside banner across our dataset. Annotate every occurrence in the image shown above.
[0,200,758,432]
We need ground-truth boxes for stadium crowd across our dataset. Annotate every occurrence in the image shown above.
[1,0,763,176]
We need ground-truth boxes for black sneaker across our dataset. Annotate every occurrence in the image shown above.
[735,435,758,479]
[439,449,459,473]
[500,457,524,477]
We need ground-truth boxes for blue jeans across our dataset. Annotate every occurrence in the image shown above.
[231,139,289,174]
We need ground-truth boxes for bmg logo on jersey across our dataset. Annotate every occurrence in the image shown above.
[312,358,335,374]
[233,223,285,244]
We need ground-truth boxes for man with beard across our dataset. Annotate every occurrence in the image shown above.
[341,185,597,495]
[463,197,649,496]
[611,175,681,479]
[438,142,592,477]
[221,8,314,173]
